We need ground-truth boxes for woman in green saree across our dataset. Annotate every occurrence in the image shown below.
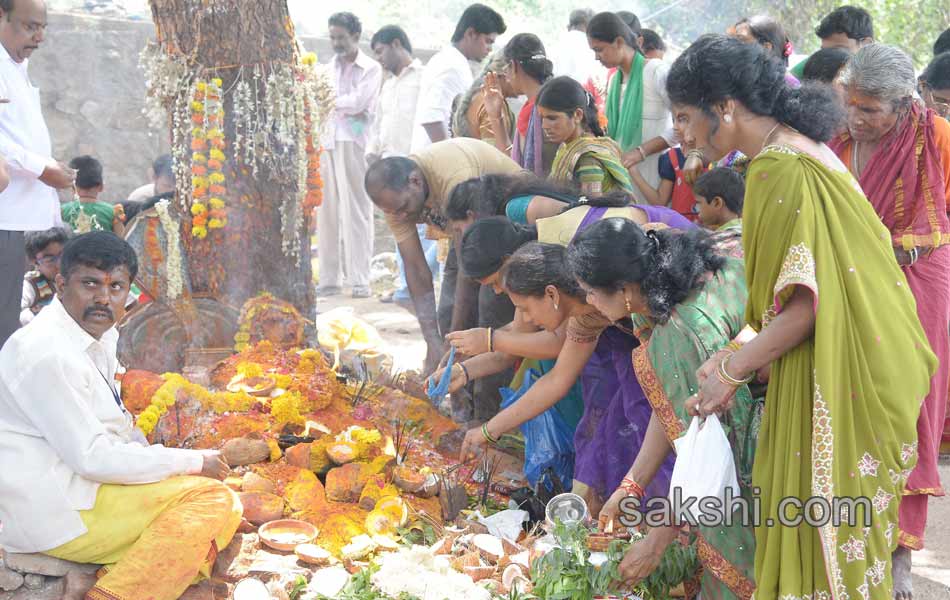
[538,76,634,198]
[668,35,933,600]
[569,219,758,600]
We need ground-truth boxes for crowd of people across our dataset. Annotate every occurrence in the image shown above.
[0,0,948,597]
[357,4,949,600]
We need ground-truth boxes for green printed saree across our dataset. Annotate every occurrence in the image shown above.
[632,258,759,600]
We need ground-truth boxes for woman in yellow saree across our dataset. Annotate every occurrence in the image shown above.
[668,35,933,600]
[538,76,634,197]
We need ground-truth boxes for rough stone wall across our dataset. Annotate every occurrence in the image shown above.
[28,12,436,208]
[29,13,166,203]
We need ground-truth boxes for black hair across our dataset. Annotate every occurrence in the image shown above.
[641,29,666,53]
[615,11,641,37]
[739,16,792,66]
[445,174,578,221]
[501,242,583,299]
[667,34,845,143]
[815,6,873,42]
[537,75,605,137]
[153,154,174,182]
[566,218,725,323]
[365,156,417,193]
[371,25,412,54]
[452,3,506,43]
[460,216,537,279]
[588,11,639,52]
[25,227,70,259]
[69,155,103,190]
[60,231,139,282]
[122,191,176,224]
[693,167,745,215]
[504,33,553,84]
[922,52,950,91]
[561,191,631,212]
[0,1,13,15]
[801,47,851,84]
[936,29,950,57]
[568,8,593,31]
[328,12,361,37]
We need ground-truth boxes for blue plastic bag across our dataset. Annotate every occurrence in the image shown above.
[426,346,456,405]
[500,368,575,489]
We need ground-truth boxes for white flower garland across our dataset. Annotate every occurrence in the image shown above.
[154,199,183,300]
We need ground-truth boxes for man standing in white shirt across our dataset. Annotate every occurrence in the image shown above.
[410,3,506,153]
[553,8,604,88]
[367,25,439,308]
[0,232,240,600]
[317,12,382,299]
[0,0,76,349]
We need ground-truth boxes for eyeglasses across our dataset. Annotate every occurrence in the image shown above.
[36,253,61,266]
[921,85,950,118]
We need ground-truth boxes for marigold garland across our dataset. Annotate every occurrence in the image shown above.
[135,373,259,436]
[190,78,228,238]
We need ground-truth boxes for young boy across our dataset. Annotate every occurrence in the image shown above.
[692,167,745,258]
[21,228,70,326]
[61,156,125,235]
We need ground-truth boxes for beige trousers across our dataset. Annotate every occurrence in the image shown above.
[317,141,374,288]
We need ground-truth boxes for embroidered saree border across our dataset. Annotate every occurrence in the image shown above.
[697,535,756,600]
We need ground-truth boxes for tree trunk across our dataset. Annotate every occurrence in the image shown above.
[148,0,315,318]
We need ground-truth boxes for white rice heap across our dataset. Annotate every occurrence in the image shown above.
[370,546,492,600]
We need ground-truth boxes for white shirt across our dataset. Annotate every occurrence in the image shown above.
[0,48,60,231]
[553,29,606,88]
[322,49,383,151]
[410,45,474,153]
[366,59,423,159]
[0,297,204,553]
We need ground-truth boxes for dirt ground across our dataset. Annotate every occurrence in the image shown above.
[321,292,950,595]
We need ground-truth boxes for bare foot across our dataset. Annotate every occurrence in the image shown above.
[892,545,913,599]
[63,570,98,600]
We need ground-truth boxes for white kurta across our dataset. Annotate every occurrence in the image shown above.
[0,298,204,553]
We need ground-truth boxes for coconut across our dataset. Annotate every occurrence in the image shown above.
[501,564,527,589]
[472,534,505,564]
[326,442,358,465]
[242,471,276,494]
[372,535,401,551]
[226,373,275,396]
[375,496,409,528]
[341,534,378,561]
[451,552,482,572]
[392,465,426,494]
[221,437,271,467]
[509,550,530,570]
[233,578,270,600]
[463,565,495,582]
[294,544,333,566]
[501,538,525,556]
[365,509,399,537]
[415,472,442,498]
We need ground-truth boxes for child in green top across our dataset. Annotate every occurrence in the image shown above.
[61,156,124,236]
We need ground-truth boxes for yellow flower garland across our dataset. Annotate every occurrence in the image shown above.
[135,373,259,436]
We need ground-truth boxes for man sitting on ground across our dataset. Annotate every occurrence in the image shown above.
[19,226,69,326]
[0,231,240,600]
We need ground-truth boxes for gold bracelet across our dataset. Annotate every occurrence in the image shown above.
[718,353,754,386]
[487,327,493,352]
[725,339,742,353]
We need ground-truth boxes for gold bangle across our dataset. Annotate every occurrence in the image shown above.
[487,327,493,352]
[718,353,754,386]
[725,340,742,353]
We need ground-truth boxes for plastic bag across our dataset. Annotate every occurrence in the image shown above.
[316,307,387,376]
[668,415,740,523]
[426,346,456,404]
[500,369,575,489]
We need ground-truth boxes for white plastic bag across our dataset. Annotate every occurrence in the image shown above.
[668,415,740,523]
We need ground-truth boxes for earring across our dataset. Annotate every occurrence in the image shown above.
[625,296,633,313]
[723,114,733,124]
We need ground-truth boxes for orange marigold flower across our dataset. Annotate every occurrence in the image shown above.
[210,184,226,196]
[191,165,207,176]
[207,159,223,170]
[191,139,208,151]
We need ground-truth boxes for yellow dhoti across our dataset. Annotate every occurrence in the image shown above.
[46,476,242,600]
